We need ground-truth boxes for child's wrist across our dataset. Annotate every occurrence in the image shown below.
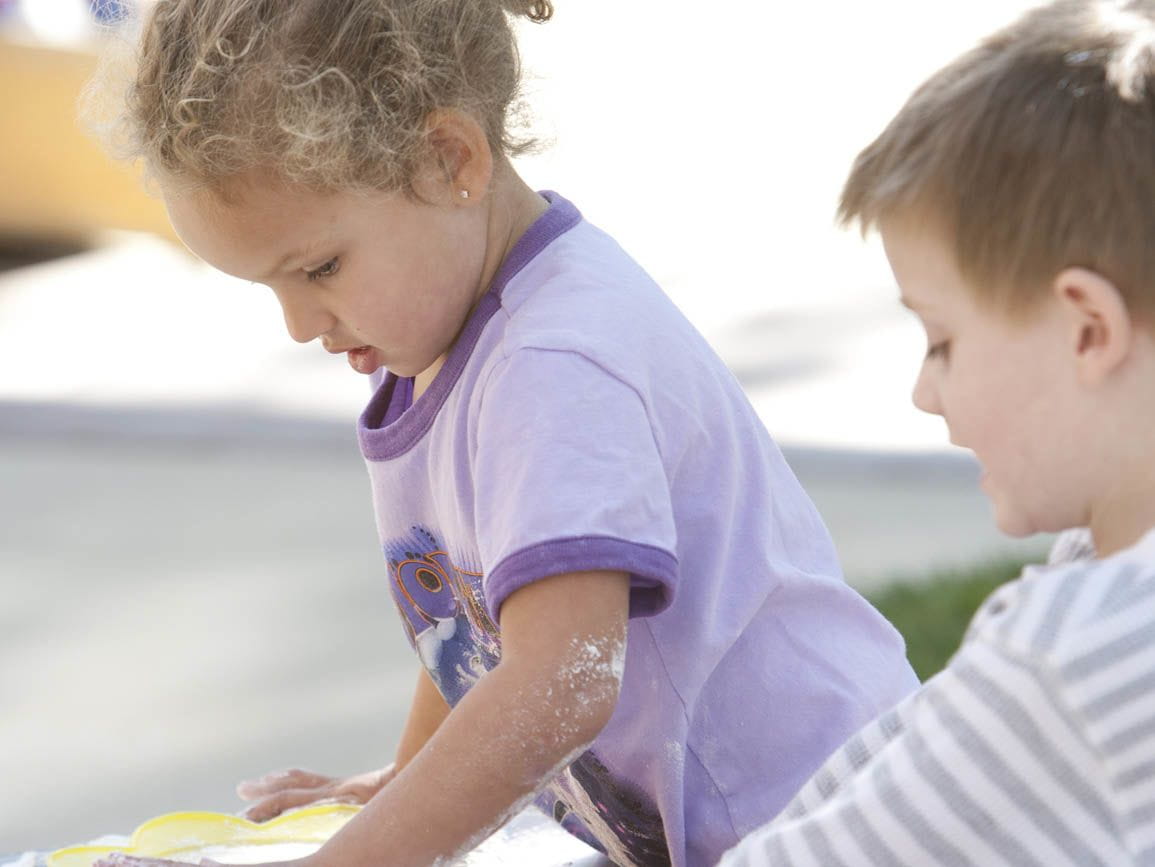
[376,761,398,787]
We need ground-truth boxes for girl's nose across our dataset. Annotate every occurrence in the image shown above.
[911,363,942,416]
[275,289,336,344]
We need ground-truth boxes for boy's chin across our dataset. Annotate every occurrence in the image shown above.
[990,493,1081,541]
[989,501,1040,539]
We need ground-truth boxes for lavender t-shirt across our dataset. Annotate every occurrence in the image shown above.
[358,193,917,866]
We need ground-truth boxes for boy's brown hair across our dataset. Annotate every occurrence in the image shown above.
[839,0,1155,319]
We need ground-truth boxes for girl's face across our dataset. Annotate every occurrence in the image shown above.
[163,175,491,379]
[881,221,1092,538]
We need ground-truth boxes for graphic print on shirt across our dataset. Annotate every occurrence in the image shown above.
[383,526,670,866]
[385,526,501,705]
[540,752,671,867]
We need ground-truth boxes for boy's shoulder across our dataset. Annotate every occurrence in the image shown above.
[966,528,1155,669]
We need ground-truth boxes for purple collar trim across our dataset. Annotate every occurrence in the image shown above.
[358,191,582,461]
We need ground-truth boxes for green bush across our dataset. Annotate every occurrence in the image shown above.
[867,559,1029,681]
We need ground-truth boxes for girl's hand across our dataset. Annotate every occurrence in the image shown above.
[236,765,396,821]
[92,856,223,867]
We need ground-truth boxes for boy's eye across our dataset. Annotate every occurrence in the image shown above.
[305,257,340,281]
[925,340,951,361]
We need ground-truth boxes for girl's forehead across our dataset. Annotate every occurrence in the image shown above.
[169,179,350,232]
[163,184,321,278]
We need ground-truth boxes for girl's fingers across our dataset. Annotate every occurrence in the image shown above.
[93,853,223,866]
[241,786,330,822]
[332,778,382,804]
[236,768,332,800]
[310,792,372,809]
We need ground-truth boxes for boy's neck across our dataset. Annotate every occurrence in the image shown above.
[1090,475,1155,558]
[1089,363,1155,557]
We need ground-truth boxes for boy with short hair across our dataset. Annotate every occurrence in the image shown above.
[720,1,1155,863]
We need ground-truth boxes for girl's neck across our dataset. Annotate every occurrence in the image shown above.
[485,164,550,282]
[412,167,548,399]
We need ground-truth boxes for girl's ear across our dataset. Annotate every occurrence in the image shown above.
[422,108,494,204]
[1052,267,1134,385]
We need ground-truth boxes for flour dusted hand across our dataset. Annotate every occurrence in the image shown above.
[236,765,395,822]
[93,856,224,867]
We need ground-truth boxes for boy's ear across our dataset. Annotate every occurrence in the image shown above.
[422,108,494,204]
[1052,267,1133,385]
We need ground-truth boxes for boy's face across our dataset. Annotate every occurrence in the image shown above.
[162,175,491,379]
[881,220,1089,538]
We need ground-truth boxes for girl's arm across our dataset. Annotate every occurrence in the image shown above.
[307,568,630,867]
[394,666,453,768]
[96,571,628,867]
[237,668,451,821]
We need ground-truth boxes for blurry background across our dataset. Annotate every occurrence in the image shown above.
[2,0,1049,854]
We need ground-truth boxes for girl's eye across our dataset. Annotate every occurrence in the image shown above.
[306,258,340,282]
[925,340,951,361]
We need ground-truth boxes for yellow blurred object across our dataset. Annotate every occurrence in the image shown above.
[46,804,360,866]
[0,36,177,244]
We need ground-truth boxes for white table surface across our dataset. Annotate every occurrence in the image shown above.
[2,808,611,867]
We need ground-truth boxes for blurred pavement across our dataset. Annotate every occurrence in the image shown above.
[0,0,1052,854]
[0,231,1048,584]
[0,209,1047,858]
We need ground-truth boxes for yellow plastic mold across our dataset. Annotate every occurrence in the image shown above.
[47,804,360,866]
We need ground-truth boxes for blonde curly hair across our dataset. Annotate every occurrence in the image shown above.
[100,0,552,194]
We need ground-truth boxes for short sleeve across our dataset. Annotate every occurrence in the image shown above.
[718,640,1123,866]
[473,347,678,622]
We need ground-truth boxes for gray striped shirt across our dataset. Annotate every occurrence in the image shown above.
[719,527,1155,866]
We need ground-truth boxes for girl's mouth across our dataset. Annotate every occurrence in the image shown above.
[346,346,382,375]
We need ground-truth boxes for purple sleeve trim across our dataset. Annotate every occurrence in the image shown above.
[485,536,678,623]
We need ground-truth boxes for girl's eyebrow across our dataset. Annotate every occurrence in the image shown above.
[263,245,312,281]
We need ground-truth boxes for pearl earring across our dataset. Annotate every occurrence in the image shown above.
[459,189,470,200]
